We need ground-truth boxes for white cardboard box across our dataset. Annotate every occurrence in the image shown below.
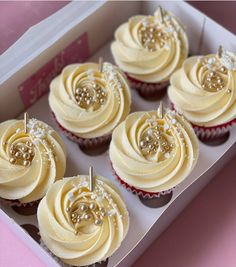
[0,1,236,267]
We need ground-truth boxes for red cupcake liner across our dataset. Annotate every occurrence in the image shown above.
[111,163,173,199]
[125,73,169,100]
[51,112,111,149]
[192,118,236,140]
[171,103,236,140]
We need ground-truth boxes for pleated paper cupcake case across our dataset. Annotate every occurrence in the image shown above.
[170,102,236,140]
[192,118,236,140]
[125,73,169,94]
[110,163,174,199]
[51,112,111,148]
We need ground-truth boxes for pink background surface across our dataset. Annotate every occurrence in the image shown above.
[0,1,69,55]
[134,154,236,267]
[0,1,236,267]
[0,219,44,267]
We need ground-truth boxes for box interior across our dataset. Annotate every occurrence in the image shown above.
[0,1,236,267]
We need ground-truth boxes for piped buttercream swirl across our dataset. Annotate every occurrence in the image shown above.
[49,62,131,139]
[37,175,129,266]
[0,118,66,203]
[110,109,199,193]
[111,8,189,83]
[168,51,236,127]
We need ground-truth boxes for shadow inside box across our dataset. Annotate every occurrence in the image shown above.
[65,153,82,177]
[11,201,39,216]
[139,191,173,208]
[21,224,41,244]
[199,131,230,147]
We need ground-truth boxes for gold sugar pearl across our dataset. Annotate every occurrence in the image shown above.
[84,214,92,221]
[94,219,102,226]
[9,148,15,155]
[71,212,77,218]
[148,144,153,150]
[22,146,27,152]
[140,140,146,148]
[23,160,30,167]
[89,203,96,210]
[15,151,21,158]
[9,157,16,164]
[23,153,30,160]
[80,204,88,212]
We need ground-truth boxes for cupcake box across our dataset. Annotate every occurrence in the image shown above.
[0,1,236,267]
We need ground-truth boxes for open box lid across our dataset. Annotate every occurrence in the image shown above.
[0,1,235,121]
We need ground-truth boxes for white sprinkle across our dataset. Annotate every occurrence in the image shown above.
[96,196,103,201]
[208,57,215,64]
[171,119,177,125]
[164,124,169,131]
[81,181,88,187]
[107,210,116,217]
[68,191,75,201]
[33,139,40,145]
[165,152,170,158]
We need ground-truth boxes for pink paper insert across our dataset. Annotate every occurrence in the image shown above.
[19,32,90,109]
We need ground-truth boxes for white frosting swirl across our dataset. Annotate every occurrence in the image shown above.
[49,62,131,139]
[110,110,199,193]
[37,175,129,266]
[0,119,66,203]
[168,53,236,127]
[111,8,188,83]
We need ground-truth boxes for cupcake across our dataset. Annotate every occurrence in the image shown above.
[110,103,199,199]
[0,113,66,204]
[111,6,188,100]
[168,46,236,142]
[37,167,129,266]
[49,59,131,155]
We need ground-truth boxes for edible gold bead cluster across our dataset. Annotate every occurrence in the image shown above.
[9,141,35,167]
[74,83,107,110]
[201,56,232,94]
[139,126,173,156]
[67,201,107,235]
[202,68,227,92]
[138,23,168,51]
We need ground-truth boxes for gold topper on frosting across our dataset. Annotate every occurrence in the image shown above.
[8,113,35,167]
[66,167,117,235]
[139,103,175,160]
[200,46,236,94]
[73,58,124,111]
[73,58,107,111]
[137,6,179,52]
